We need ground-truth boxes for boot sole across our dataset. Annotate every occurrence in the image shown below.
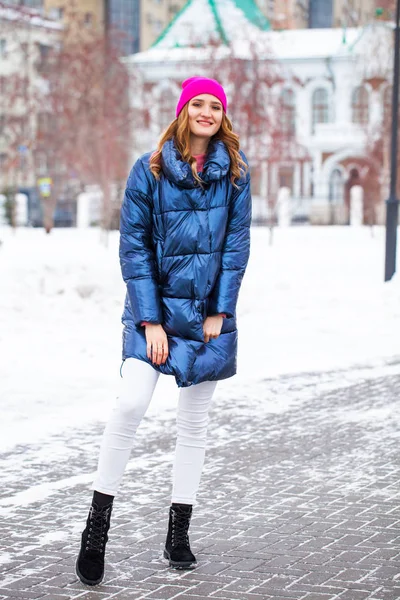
[163,549,197,569]
[75,557,104,586]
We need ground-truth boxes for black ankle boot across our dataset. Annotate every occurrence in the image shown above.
[75,501,113,586]
[163,503,197,569]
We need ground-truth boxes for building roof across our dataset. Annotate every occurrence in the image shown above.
[264,22,393,61]
[130,22,393,66]
[151,0,270,49]
[0,2,62,30]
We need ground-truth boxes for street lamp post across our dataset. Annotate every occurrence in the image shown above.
[384,0,400,281]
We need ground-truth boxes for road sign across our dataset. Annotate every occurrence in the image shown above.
[37,177,52,198]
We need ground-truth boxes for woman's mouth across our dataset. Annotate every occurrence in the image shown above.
[197,120,213,126]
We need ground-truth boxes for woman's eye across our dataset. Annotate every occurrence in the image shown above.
[212,106,221,111]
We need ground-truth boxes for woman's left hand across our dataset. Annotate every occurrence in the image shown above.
[203,315,223,343]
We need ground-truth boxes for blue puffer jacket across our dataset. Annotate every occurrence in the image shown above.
[119,138,252,387]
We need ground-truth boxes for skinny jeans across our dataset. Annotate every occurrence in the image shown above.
[91,357,218,504]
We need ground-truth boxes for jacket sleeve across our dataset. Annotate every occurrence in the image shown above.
[119,158,163,327]
[208,157,252,319]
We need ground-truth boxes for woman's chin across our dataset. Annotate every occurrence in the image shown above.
[191,128,216,139]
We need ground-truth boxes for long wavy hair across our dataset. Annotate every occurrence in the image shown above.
[149,105,247,187]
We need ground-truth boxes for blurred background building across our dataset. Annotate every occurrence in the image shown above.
[256,0,394,29]
[2,0,187,52]
[125,0,395,226]
[0,0,397,228]
[0,1,62,225]
[3,0,395,51]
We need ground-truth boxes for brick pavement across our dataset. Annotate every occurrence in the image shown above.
[1,364,400,599]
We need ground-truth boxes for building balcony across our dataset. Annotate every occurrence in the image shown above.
[310,121,367,150]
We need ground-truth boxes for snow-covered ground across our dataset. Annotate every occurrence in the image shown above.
[0,225,399,454]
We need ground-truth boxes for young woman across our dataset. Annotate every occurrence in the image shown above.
[76,77,252,586]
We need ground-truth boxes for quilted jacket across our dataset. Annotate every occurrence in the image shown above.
[119,138,252,388]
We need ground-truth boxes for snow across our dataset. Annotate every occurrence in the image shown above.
[261,23,393,61]
[132,23,392,64]
[0,6,62,30]
[152,0,265,51]
[0,224,399,461]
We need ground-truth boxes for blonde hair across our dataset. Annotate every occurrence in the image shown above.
[149,105,247,186]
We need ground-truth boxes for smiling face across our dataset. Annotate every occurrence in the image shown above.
[187,94,224,140]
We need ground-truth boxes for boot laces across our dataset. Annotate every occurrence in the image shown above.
[171,507,191,547]
[85,505,111,553]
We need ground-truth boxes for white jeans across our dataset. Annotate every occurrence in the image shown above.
[91,358,218,504]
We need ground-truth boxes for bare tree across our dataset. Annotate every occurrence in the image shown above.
[359,21,399,225]
[173,36,309,230]
[32,0,134,233]
[0,3,45,226]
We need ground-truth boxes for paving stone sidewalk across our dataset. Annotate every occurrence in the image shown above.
[1,365,400,600]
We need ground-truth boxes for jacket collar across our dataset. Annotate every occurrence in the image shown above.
[161,138,230,188]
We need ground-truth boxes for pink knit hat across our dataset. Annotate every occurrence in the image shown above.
[176,77,227,117]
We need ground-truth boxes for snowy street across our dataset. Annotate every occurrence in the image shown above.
[0,225,399,451]
[0,225,400,599]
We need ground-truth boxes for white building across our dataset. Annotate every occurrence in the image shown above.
[125,0,395,225]
[0,4,61,198]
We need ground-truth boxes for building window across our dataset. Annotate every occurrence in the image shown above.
[0,39,7,58]
[19,116,28,139]
[329,168,344,203]
[38,112,56,138]
[309,0,333,28]
[20,0,44,7]
[84,12,93,26]
[38,43,50,59]
[383,85,393,124]
[19,148,28,172]
[279,165,294,191]
[153,19,163,34]
[280,89,296,136]
[107,0,140,55]
[20,42,29,59]
[38,113,47,137]
[36,152,48,175]
[311,88,329,133]
[352,86,369,125]
[268,0,275,19]
[37,43,51,72]
[159,97,174,132]
[49,7,64,19]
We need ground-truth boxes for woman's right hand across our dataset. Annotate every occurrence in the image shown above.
[144,324,169,365]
